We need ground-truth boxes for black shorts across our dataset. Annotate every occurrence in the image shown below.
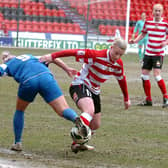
[69,84,101,114]
[142,55,163,70]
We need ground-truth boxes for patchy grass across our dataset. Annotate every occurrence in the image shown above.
[1,47,168,168]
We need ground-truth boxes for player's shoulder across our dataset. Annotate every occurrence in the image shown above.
[145,17,153,22]
[92,49,108,57]
[161,18,168,24]
[93,49,107,53]
[116,58,123,66]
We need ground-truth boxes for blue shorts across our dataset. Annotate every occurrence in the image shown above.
[18,73,63,103]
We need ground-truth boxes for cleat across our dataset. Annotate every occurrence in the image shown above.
[71,143,80,153]
[162,97,168,108]
[74,117,90,138]
[11,142,22,151]
[71,142,94,153]
[137,100,152,106]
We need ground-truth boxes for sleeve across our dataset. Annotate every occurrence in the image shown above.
[117,75,129,101]
[0,64,8,77]
[51,49,79,60]
[51,49,96,64]
[115,60,129,101]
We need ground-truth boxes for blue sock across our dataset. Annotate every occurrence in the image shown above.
[13,110,24,143]
[63,108,78,122]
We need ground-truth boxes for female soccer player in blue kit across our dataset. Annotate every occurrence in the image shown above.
[0,51,89,151]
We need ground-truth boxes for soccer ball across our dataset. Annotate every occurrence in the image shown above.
[70,126,91,145]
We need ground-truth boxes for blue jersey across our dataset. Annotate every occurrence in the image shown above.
[0,54,62,102]
[0,54,50,83]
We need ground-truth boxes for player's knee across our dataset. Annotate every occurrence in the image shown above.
[90,124,100,131]
[89,120,101,130]
[141,74,150,80]
[154,75,162,82]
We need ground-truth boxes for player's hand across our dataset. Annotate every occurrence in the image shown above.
[124,99,131,109]
[39,54,52,63]
[160,41,167,47]
[129,39,135,44]
[66,68,78,78]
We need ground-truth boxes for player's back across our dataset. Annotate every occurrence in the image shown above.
[6,54,50,83]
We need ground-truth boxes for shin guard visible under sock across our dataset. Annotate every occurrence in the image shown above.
[142,79,152,101]
[157,79,168,98]
[80,112,93,126]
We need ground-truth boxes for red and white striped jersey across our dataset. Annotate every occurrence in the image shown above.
[142,17,168,56]
[70,49,125,94]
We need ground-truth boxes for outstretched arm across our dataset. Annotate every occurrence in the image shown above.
[39,49,78,62]
[129,32,146,44]
[0,64,8,77]
[52,58,77,78]
[38,55,77,78]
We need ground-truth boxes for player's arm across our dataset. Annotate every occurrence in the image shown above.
[130,21,147,44]
[160,27,168,47]
[130,32,146,44]
[133,32,146,43]
[39,49,97,64]
[51,58,77,78]
[0,64,8,77]
[115,61,130,109]
[39,49,79,62]
[117,75,130,109]
[160,38,168,47]
[37,55,77,78]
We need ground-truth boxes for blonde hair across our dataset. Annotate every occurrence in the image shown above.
[153,3,163,11]
[1,51,15,63]
[113,38,127,50]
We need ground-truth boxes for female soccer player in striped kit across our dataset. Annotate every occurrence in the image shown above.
[130,3,168,107]
[40,38,131,153]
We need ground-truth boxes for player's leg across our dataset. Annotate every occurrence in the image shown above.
[71,113,101,153]
[11,79,38,151]
[89,113,101,131]
[39,73,78,122]
[11,78,39,151]
[47,92,91,140]
[138,55,152,106]
[48,95,78,122]
[140,70,152,106]
[40,74,90,137]
[70,84,95,128]
[72,113,101,152]
[11,97,30,151]
[153,56,168,108]
[70,85,100,153]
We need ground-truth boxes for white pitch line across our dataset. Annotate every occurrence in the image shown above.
[0,163,18,168]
